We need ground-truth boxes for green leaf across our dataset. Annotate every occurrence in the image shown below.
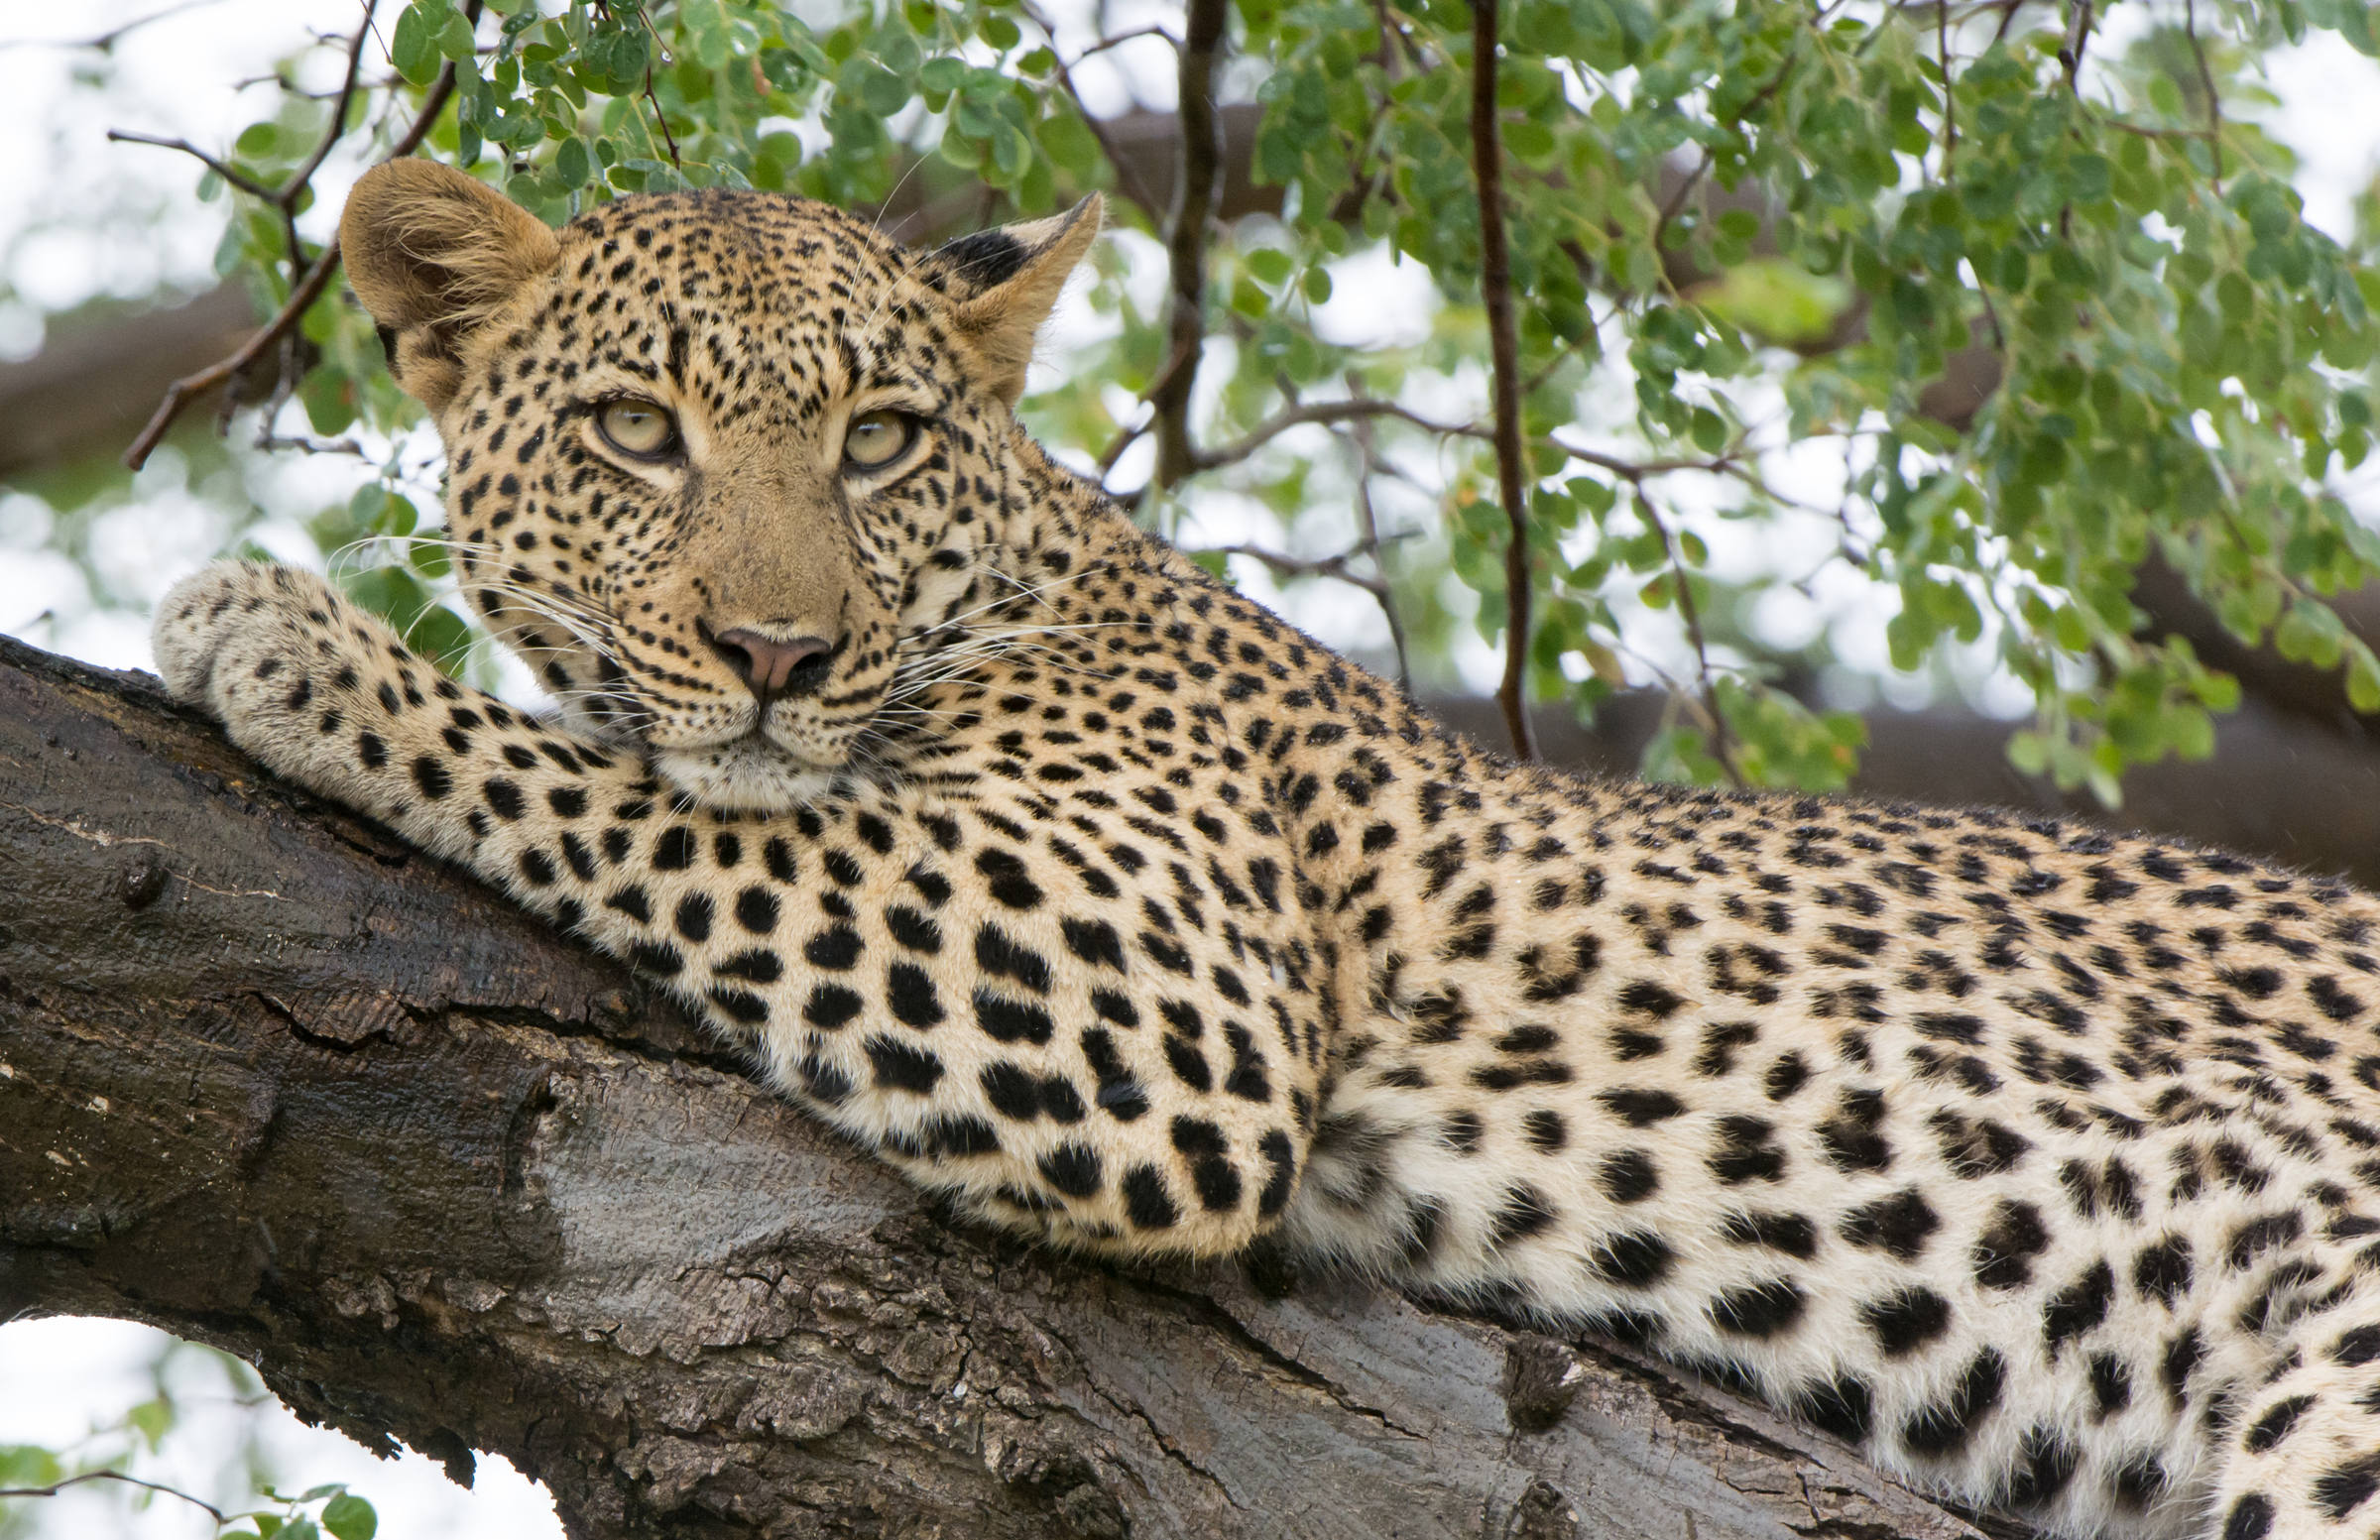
[391,3,443,85]
[321,1494,379,1540]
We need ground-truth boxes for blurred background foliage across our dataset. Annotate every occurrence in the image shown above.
[11,0,2380,808]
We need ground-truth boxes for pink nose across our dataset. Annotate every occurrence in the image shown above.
[709,628,832,705]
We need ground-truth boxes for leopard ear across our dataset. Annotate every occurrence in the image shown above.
[339,159,561,414]
[927,194,1103,405]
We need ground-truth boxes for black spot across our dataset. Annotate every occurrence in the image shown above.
[1862,1287,1952,1358]
[973,989,1054,1045]
[2220,1494,2274,1540]
[1061,916,1127,970]
[888,962,945,1027]
[674,892,713,942]
[1190,1154,1243,1212]
[804,984,863,1028]
[975,923,1051,993]
[2317,1457,2380,1520]
[1522,1110,1568,1153]
[654,826,696,870]
[1710,1115,1786,1184]
[627,941,682,976]
[713,947,781,984]
[706,987,768,1025]
[735,886,779,933]
[805,926,863,969]
[1974,1200,2052,1290]
[412,756,451,799]
[1591,1231,1673,1287]
[1839,1189,1940,1261]
[1722,1211,1818,1259]
[1489,1185,1558,1246]
[1037,1141,1104,1198]
[2243,1394,2314,1454]
[2162,1327,2203,1404]
[2133,1235,2194,1305]
[1162,1035,1212,1092]
[1900,1348,2004,1460]
[1710,1279,1806,1339]
[2003,1426,2080,1508]
[1599,1150,1659,1204]
[2042,1260,2115,1358]
[866,1035,943,1093]
[2087,1353,2132,1419]
[975,847,1044,908]
[2111,1452,2168,1510]
[1123,1164,1178,1229]
[1800,1375,1873,1444]
[1257,1129,1296,1217]
[1599,1088,1686,1126]
[482,776,525,819]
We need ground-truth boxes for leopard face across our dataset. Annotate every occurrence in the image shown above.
[341,163,1100,811]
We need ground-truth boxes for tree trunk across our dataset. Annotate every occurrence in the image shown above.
[0,634,2038,1539]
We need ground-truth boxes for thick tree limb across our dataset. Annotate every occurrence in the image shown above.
[0,634,2007,1539]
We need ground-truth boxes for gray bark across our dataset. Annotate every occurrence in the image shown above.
[0,633,2025,1539]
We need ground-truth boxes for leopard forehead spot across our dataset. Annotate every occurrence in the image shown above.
[197,162,2380,1540]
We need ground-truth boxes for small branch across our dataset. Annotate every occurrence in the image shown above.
[1147,0,1228,492]
[642,64,682,172]
[1020,1,1167,218]
[122,5,477,470]
[284,6,378,195]
[1346,385,1414,690]
[2059,0,2092,90]
[2184,0,2223,192]
[0,1471,228,1526]
[103,130,280,200]
[1203,542,1389,594]
[1192,398,1486,471]
[1936,0,1957,173]
[1469,0,1537,762]
[0,0,230,52]
[1634,492,1742,785]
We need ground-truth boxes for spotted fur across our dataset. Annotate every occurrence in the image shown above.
[153,163,2380,1538]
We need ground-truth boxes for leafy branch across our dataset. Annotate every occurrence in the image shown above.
[117,0,486,471]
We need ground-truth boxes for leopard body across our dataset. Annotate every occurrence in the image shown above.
[153,161,2380,1540]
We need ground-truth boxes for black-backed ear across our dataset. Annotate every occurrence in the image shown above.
[339,159,561,414]
[923,194,1103,406]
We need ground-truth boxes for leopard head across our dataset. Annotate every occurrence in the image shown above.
[340,159,1100,811]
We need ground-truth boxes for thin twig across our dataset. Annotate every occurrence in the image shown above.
[2059,0,2092,90]
[1019,1,1167,218]
[1147,0,1229,492]
[1346,383,1413,689]
[643,65,682,172]
[0,1471,228,1526]
[1936,0,1957,173]
[0,0,231,52]
[104,130,280,200]
[1192,398,1487,470]
[122,2,480,470]
[1469,0,1536,762]
[1634,492,1741,784]
[2184,0,2223,192]
[1203,543,1389,594]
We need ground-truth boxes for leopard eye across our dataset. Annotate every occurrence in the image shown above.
[597,398,678,459]
[842,410,917,471]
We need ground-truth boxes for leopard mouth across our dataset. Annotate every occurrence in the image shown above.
[650,732,855,812]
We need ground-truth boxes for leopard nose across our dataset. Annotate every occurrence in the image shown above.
[709,627,833,705]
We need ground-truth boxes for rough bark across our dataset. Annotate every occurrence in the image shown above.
[0,634,2033,1539]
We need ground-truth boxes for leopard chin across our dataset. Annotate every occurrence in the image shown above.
[651,738,858,813]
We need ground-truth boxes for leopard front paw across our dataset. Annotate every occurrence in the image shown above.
[151,560,381,771]
[153,561,331,705]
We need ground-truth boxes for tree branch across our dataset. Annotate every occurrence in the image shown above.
[1146,0,1228,493]
[1470,0,1537,763]
[120,0,478,471]
[0,633,2010,1540]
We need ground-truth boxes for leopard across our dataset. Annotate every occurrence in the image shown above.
[150,156,2380,1540]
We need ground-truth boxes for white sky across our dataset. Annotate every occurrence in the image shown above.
[0,3,2375,1537]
